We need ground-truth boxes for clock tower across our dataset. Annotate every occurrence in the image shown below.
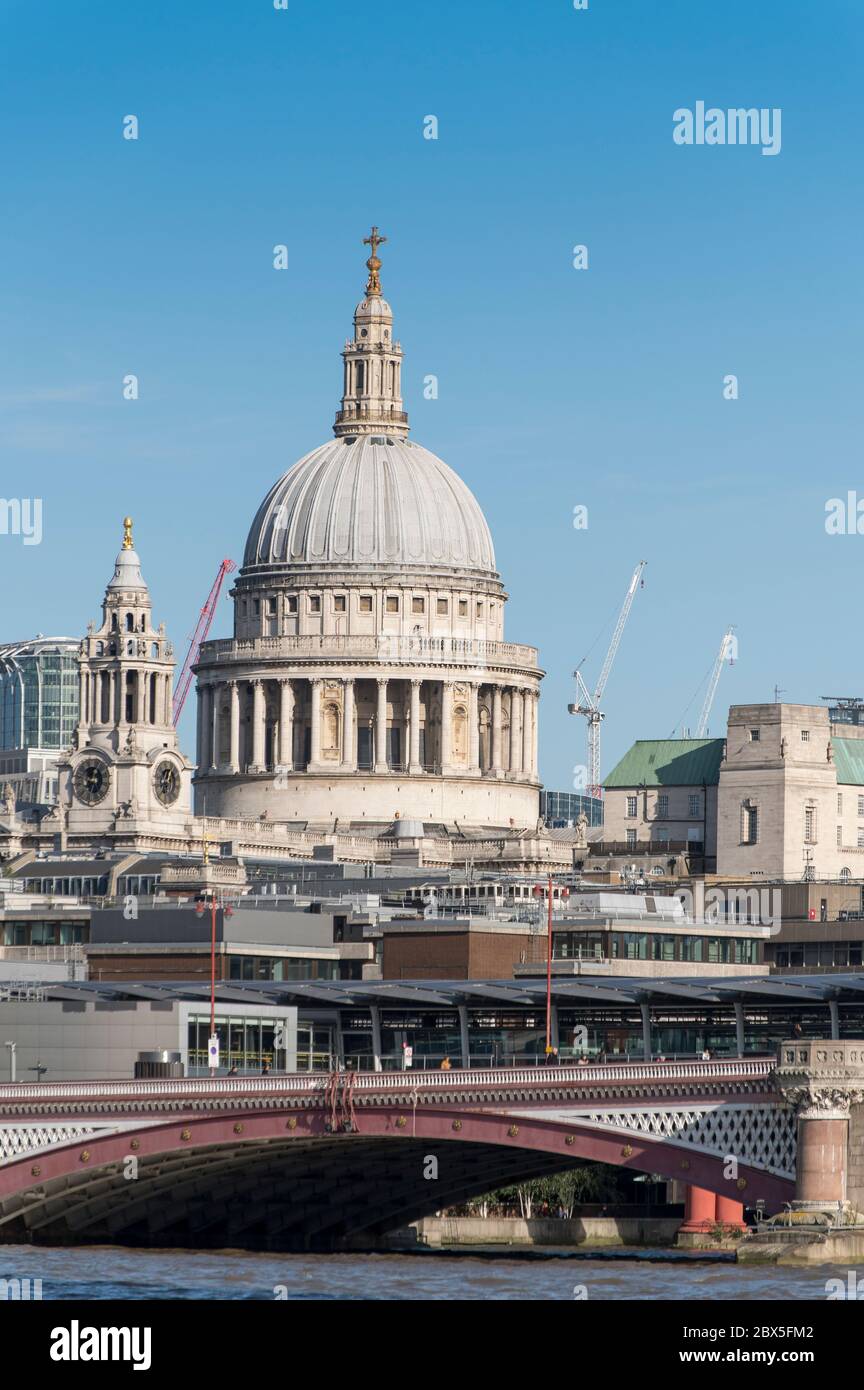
[58,518,193,842]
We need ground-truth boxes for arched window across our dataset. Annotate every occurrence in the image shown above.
[95,641,104,656]
[452,703,468,764]
[322,702,341,757]
[140,614,146,631]
[110,614,118,632]
[127,640,134,655]
[125,613,134,632]
[840,867,851,883]
[151,642,159,658]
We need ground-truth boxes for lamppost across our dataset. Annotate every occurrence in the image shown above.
[532,877,570,1058]
[194,888,234,1075]
[3,1041,15,1083]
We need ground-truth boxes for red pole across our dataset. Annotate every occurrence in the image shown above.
[210,894,217,1044]
[545,874,553,1056]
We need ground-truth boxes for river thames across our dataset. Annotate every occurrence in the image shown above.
[0,1244,847,1301]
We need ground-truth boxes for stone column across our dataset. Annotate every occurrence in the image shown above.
[775,1039,864,1210]
[531,689,540,777]
[279,679,294,770]
[199,685,212,771]
[522,686,533,776]
[341,678,355,770]
[509,688,522,775]
[310,677,322,767]
[468,682,480,773]
[375,678,388,772]
[491,685,503,775]
[409,679,422,773]
[164,675,172,726]
[109,671,117,725]
[251,680,265,772]
[78,666,87,727]
[440,680,453,772]
[211,683,222,769]
[137,670,146,725]
[229,681,241,772]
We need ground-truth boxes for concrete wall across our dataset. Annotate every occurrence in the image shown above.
[415,1215,683,1248]
[0,999,297,1081]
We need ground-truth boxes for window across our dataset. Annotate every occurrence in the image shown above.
[412,597,425,614]
[240,600,247,616]
[657,794,669,818]
[458,599,468,617]
[253,599,261,616]
[626,796,637,818]
[625,829,637,849]
[858,795,864,817]
[801,729,810,742]
[437,598,448,615]
[287,596,297,613]
[858,828,864,848]
[741,801,758,844]
[334,595,346,613]
[840,868,852,884]
[804,806,817,843]
[749,729,760,742]
[688,794,701,816]
[309,595,321,613]
[838,826,843,847]
[359,595,373,613]
[838,793,844,814]
[386,595,399,613]
[476,602,483,617]
[267,596,277,614]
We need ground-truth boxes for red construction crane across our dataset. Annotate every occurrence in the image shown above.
[172,559,237,725]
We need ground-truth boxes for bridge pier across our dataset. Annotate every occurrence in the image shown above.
[775,1040,864,1213]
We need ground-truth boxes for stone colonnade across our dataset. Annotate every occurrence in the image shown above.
[79,668,172,729]
[196,674,539,779]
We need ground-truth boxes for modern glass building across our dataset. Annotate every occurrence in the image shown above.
[539,789,603,827]
[0,637,79,804]
[0,637,79,752]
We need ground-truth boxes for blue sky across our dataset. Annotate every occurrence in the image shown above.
[1,0,861,786]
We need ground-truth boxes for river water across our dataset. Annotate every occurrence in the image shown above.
[0,1244,848,1300]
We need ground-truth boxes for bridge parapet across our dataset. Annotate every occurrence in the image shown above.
[0,1057,778,1113]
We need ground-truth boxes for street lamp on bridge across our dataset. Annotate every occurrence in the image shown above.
[532,877,570,1058]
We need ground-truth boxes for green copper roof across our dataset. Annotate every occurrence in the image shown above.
[832,737,864,786]
[604,738,726,789]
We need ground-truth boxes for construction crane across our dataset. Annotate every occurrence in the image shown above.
[568,560,646,799]
[695,625,736,737]
[172,559,237,725]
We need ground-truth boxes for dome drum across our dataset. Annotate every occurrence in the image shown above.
[194,231,542,831]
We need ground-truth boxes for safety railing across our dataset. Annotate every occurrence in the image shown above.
[0,1056,777,1104]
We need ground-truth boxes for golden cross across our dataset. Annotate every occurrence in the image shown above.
[362,225,387,294]
[363,225,387,259]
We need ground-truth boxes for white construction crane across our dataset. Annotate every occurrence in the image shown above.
[695,625,736,737]
[568,561,646,798]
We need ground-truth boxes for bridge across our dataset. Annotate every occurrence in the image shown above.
[0,1044,859,1250]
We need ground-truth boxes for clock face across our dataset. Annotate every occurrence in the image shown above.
[73,758,110,805]
[154,760,181,806]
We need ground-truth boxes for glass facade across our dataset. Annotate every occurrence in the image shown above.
[0,639,79,752]
[540,790,603,827]
[228,955,338,981]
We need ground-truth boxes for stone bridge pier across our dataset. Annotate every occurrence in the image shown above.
[775,1040,864,1214]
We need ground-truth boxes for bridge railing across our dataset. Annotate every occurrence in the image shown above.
[0,1057,777,1104]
